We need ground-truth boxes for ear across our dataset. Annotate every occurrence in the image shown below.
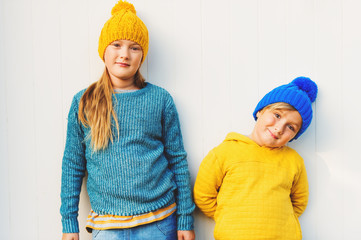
[256,111,262,119]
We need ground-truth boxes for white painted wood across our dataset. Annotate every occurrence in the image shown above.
[1,0,361,239]
[341,1,361,239]
[165,0,203,180]
[0,0,10,238]
[229,0,259,134]
[285,0,315,77]
[2,0,39,239]
[285,1,317,239]
[258,0,287,92]
[31,0,66,239]
[201,0,233,156]
[314,0,344,239]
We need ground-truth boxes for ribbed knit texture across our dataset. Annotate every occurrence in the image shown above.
[253,77,318,140]
[60,83,195,233]
[194,132,308,240]
[98,0,149,62]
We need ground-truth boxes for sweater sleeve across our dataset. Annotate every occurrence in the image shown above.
[60,95,87,233]
[162,95,195,231]
[290,158,309,217]
[193,149,223,219]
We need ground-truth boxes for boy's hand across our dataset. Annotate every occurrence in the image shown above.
[178,230,195,240]
[62,233,79,240]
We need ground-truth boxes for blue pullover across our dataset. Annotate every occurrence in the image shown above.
[60,83,195,233]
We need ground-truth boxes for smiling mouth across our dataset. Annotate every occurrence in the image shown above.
[267,129,278,139]
[116,62,130,67]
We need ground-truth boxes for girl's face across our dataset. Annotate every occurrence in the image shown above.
[250,108,302,148]
[104,39,143,89]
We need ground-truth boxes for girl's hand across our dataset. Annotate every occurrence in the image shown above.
[62,233,79,240]
[177,230,195,240]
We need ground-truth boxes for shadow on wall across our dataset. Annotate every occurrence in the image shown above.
[78,174,91,239]
[194,208,216,240]
[301,152,346,239]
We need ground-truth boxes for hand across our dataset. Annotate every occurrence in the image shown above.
[62,233,79,240]
[177,230,195,240]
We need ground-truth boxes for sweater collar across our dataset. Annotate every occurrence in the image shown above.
[224,132,286,150]
[112,82,152,98]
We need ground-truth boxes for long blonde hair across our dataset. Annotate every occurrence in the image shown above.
[78,68,146,151]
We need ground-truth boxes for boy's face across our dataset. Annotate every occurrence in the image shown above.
[250,108,302,148]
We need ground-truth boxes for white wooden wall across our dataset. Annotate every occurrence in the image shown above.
[1,0,361,239]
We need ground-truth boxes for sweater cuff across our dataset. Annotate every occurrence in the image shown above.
[62,216,79,233]
[177,214,194,230]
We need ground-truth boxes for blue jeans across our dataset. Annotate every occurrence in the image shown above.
[92,213,177,240]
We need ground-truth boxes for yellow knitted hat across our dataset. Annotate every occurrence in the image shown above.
[98,0,149,63]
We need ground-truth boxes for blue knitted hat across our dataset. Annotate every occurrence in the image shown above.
[253,76,318,140]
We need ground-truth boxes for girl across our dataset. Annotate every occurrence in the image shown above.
[60,1,195,240]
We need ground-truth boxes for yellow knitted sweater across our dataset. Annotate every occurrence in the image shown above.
[194,132,308,240]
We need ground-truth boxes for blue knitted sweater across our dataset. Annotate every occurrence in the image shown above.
[60,83,195,233]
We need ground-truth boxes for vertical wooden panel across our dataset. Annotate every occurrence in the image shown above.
[60,0,92,128]
[285,1,317,239]
[170,0,203,179]
[314,0,344,239]
[229,0,259,134]
[258,0,287,92]
[139,0,175,88]
[342,0,361,238]
[201,0,232,154]
[285,0,315,76]
[31,0,65,239]
[0,0,11,238]
[3,0,38,239]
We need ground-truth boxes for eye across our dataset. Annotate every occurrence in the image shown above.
[288,125,295,132]
[130,46,141,51]
[112,43,121,48]
[274,113,281,119]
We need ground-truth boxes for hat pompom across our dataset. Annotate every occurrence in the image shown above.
[111,0,136,15]
[292,76,318,102]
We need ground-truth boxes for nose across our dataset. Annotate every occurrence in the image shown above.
[119,48,130,59]
[274,123,284,135]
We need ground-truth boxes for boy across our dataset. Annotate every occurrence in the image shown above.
[194,77,317,240]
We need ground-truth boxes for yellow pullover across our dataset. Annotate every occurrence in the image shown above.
[194,132,308,240]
